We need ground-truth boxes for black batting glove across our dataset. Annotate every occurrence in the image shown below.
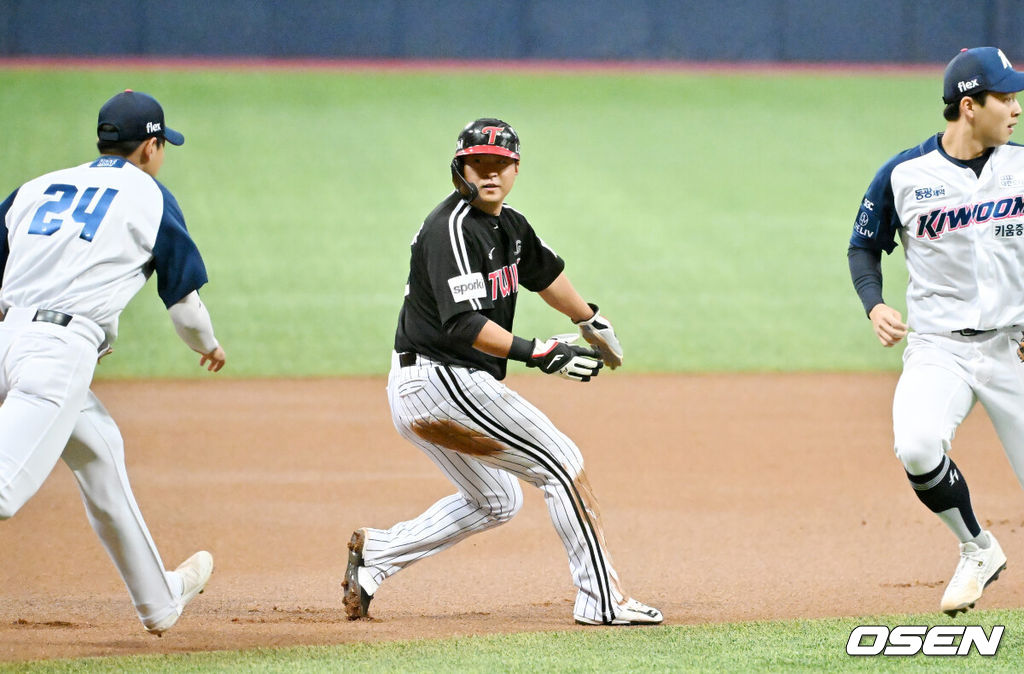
[524,338,603,382]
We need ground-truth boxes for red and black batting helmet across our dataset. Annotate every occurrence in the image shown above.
[454,118,520,159]
[451,118,520,201]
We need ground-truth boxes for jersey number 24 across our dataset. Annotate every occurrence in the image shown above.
[28,183,119,242]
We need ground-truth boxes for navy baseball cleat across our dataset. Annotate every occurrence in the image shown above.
[342,528,375,619]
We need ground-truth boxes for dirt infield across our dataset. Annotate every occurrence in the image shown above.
[2,373,1023,662]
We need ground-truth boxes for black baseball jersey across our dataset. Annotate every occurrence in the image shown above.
[394,191,565,379]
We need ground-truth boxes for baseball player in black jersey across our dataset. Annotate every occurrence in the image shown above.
[342,118,662,626]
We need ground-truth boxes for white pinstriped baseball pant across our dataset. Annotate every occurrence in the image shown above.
[360,351,628,623]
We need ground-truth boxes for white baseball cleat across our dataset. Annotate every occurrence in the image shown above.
[940,531,1006,617]
[145,551,214,636]
[575,598,663,626]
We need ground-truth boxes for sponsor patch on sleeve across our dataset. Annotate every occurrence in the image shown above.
[853,208,877,239]
[448,273,487,303]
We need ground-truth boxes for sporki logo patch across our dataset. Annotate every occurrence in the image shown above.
[448,273,487,303]
[846,624,1003,656]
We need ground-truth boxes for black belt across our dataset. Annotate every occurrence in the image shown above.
[398,351,417,367]
[0,309,73,327]
[953,328,995,336]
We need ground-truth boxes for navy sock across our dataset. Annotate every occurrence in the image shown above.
[907,456,981,539]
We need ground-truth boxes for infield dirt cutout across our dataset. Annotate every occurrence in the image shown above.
[2,374,1024,661]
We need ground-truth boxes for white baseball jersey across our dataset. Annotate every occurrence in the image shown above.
[0,155,208,346]
[851,134,1024,332]
[0,155,210,631]
[853,132,1024,550]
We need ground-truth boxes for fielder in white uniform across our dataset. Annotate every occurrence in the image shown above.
[0,90,224,635]
[849,47,1024,616]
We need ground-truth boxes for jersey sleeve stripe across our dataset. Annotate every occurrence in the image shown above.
[447,202,481,311]
[447,202,469,276]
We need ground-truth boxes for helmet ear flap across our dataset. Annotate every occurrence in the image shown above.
[451,157,478,201]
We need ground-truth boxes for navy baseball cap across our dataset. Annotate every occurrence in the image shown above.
[97,89,184,146]
[942,47,1024,104]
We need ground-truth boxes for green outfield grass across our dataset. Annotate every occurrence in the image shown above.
[6,609,1022,672]
[0,67,934,378]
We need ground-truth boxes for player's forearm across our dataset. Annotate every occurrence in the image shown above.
[537,272,594,323]
[848,245,885,316]
[472,319,515,358]
[167,290,219,354]
[444,312,516,358]
[471,320,558,364]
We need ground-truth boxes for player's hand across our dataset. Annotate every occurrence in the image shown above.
[574,303,623,369]
[97,347,114,363]
[525,338,603,382]
[868,303,908,347]
[199,345,226,372]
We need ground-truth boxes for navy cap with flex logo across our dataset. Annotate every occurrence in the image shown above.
[97,89,184,146]
[943,47,1024,104]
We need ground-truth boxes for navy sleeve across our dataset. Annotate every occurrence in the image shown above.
[152,182,208,307]
[0,189,18,283]
[850,163,900,254]
[848,245,885,316]
[849,140,937,255]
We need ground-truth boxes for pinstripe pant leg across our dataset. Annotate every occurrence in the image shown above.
[429,365,626,624]
[360,358,524,587]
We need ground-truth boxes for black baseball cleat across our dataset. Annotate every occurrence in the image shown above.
[342,528,373,619]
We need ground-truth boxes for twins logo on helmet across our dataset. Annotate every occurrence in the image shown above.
[454,118,520,159]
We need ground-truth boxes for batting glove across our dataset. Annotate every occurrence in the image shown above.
[574,303,623,369]
[525,338,603,382]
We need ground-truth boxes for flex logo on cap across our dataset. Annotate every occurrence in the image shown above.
[146,122,162,133]
[958,78,980,92]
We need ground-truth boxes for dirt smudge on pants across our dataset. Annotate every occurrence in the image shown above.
[411,418,506,456]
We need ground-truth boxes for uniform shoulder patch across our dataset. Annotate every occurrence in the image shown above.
[448,272,487,303]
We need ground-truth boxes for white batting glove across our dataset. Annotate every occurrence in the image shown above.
[574,303,623,369]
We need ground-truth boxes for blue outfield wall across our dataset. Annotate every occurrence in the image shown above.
[1,0,1024,63]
